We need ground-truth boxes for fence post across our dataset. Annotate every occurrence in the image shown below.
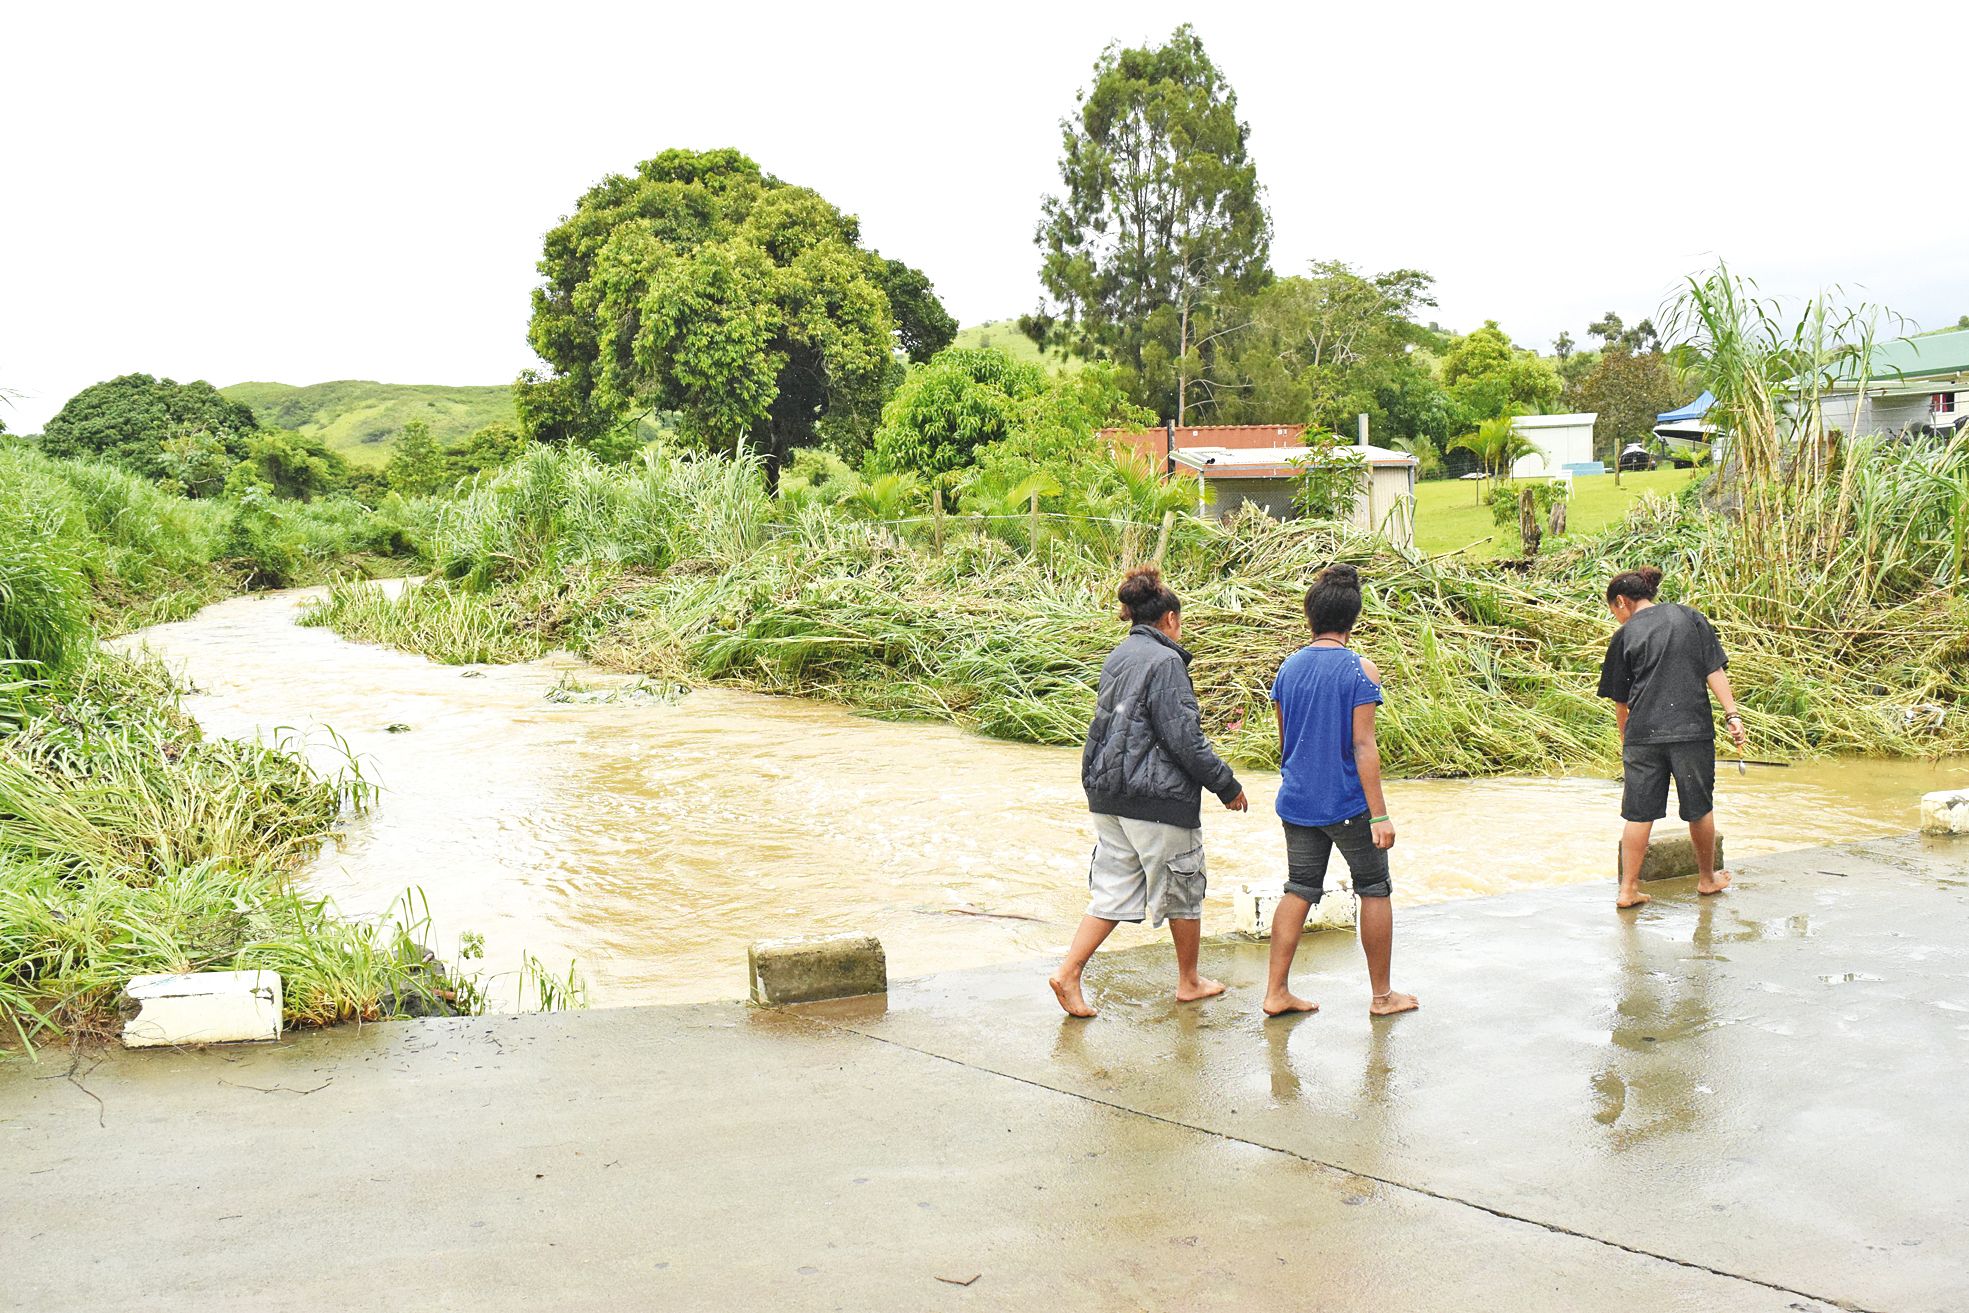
[1152,510,1175,569]
[1028,491,1041,556]
[932,487,945,554]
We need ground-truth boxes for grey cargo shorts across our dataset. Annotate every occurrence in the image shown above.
[1086,813,1207,928]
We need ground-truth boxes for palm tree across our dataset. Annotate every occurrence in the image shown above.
[1093,452,1199,520]
[1449,414,1536,481]
[843,471,924,522]
[959,468,1061,519]
[1391,432,1445,479]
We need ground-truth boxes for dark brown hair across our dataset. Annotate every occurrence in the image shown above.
[1605,566,1663,604]
[1304,563,1363,634]
[1118,566,1181,626]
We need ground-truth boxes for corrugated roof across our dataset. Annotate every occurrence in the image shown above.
[1829,328,1969,385]
[1102,424,1309,451]
[1171,443,1416,479]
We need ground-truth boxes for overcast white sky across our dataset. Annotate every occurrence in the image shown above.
[5,0,1966,432]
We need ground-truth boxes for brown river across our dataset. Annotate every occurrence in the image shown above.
[118,587,1969,1008]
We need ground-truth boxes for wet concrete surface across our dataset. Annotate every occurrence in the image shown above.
[4,836,1965,1312]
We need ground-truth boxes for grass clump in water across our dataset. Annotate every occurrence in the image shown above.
[0,653,458,1049]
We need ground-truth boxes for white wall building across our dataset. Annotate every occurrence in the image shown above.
[1169,443,1419,548]
[1510,413,1599,477]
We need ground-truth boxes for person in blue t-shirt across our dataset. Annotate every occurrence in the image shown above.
[1262,564,1417,1019]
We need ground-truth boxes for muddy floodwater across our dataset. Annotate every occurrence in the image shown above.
[118,587,1969,1007]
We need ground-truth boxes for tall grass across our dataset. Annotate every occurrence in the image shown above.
[433,444,768,587]
[0,447,452,1049]
[0,462,93,672]
[0,444,428,634]
[311,440,1969,777]
[301,576,549,664]
[1664,265,1969,619]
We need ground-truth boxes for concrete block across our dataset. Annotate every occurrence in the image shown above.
[749,933,886,1005]
[1619,833,1725,883]
[1920,790,1969,836]
[1231,881,1357,937]
[122,971,282,1048]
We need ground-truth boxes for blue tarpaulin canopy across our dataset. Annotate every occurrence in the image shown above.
[1656,392,1714,424]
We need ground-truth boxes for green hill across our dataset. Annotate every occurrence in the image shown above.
[950,319,1076,372]
[222,380,517,467]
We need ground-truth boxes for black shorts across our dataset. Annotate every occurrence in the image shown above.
[1282,811,1392,902]
[1621,740,1715,823]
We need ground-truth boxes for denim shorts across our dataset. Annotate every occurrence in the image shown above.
[1621,740,1715,823]
[1282,811,1392,902]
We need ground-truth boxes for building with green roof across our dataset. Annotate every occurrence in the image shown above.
[1822,327,1969,437]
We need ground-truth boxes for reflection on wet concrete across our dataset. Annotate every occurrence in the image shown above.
[118,587,1969,1007]
[830,840,1969,1312]
[1592,901,1722,1150]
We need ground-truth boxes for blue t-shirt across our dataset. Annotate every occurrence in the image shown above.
[1270,645,1384,827]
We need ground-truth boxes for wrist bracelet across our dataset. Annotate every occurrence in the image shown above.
[1370,814,1390,824]
[1725,713,1743,722]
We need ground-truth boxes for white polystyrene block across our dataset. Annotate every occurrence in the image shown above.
[1232,881,1284,936]
[122,971,283,1048]
[1232,881,1357,937]
[1920,790,1969,837]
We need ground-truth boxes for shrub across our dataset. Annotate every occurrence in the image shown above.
[870,348,1047,477]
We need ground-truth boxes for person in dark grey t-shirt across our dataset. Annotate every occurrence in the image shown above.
[1597,567,1748,909]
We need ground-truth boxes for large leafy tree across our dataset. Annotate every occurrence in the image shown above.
[221,430,349,501]
[1568,347,1682,459]
[1215,262,1449,442]
[1025,25,1271,423]
[1587,310,1660,354]
[1440,322,1563,424]
[386,420,447,497]
[520,148,954,481]
[872,259,959,367]
[40,374,259,483]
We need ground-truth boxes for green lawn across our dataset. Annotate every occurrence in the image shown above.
[222,380,517,468]
[1412,468,1698,557]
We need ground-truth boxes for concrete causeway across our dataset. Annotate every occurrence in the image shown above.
[4,835,1966,1312]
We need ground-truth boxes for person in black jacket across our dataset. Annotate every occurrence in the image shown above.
[1598,566,1748,909]
[1049,567,1248,1018]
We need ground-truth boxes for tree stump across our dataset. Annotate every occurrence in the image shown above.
[1519,487,1542,559]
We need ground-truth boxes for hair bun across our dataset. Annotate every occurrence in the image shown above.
[1605,565,1664,604]
[1117,565,1181,625]
[1117,566,1164,608]
[1318,563,1362,590]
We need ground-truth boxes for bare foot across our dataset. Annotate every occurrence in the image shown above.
[1263,992,1319,1018]
[1616,890,1653,909]
[1049,973,1095,1018]
[1175,977,1227,1003]
[1370,991,1419,1016]
[1698,869,1732,896]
